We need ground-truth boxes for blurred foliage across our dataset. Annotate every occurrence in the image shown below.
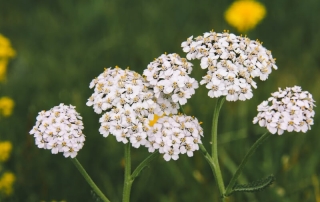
[0,0,320,201]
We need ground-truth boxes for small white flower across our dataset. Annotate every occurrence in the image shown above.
[238,79,253,101]
[163,148,180,161]
[29,104,85,158]
[253,86,316,135]
[226,83,240,101]
[130,132,147,148]
[181,36,194,52]
[171,90,191,105]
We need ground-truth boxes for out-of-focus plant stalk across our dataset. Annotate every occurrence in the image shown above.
[71,158,110,202]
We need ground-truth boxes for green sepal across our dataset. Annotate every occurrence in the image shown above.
[229,174,275,195]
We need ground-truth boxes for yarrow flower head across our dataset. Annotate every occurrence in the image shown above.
[29,104,85,158]
[181,31,277,101]
[143,53,199,112]
[145,114,203,161]
[253,86,316,135]
[88,67,163,148]
[224,0,266,33]
[87,66,161,115]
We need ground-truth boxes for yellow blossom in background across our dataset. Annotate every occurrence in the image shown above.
[0,34,16,82]
[0,97,15,117]
[0,34,15,58]
[224,0,266,33]
[0,60,9,81]
[0,141,13,162]
[0,172,15,196]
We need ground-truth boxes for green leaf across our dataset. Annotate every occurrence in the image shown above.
[229,174,275,195]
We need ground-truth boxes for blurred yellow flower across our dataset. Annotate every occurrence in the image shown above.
[0,34,15,58]
[0,97,15,117]
[0,60,9,81]
[0,141,13,162]
[224,0,266,33]
[0,34,16,82]
[0,172,15,196]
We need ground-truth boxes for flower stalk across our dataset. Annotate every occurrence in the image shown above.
[122,144,159,202]
[211,97,226,199]
[123,143,133,202]
[131,151,159,180]
[71,158,110,202]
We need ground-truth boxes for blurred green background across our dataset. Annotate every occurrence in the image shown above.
[1,0,320,201]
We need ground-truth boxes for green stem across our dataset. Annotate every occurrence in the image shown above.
[199,144,228,201]
[199,144,217,179]
[71,158,110,202]
[131,151,159,180]
[122,143,132,202]
[122,145,158,202]
[211,97,226,198]
[224,132,271,196]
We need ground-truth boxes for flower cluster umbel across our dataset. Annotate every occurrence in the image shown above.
[87,67,162,148]
[253,86,315,135]
[143,53,199,107]
[29,104,85,158]
[181,30,277,101]
[146,115,203,161]
[86,59,202,160]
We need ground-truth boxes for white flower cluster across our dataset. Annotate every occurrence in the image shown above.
[181,31,278,101]
[253,86,315,135]
[29,104,85,158]
[87,67,163,148]
[145,115,203,161]
[87,67,159,114]
[143,53,199,113]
